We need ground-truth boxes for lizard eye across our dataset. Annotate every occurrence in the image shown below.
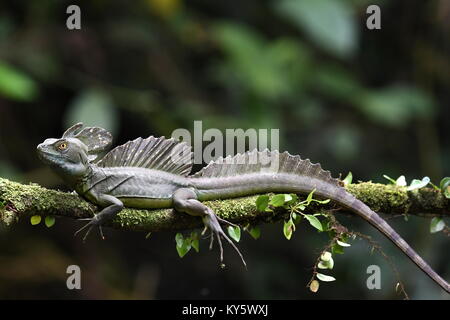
[57,142,68,151]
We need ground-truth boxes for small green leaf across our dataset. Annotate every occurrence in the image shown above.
[439,177,450,199]
[343,172,353,185]
[304,214,323,231]
[327,256,334,269]
[313,198,330,204]
[145,232,152,239]
[44,216,55,228]
[321,219,331,232]
[319,257,334,270]
[248,226,261,240]
[256,195,270,212]
[309,280,320,293]
[320,251,332,262]
[439,177,450,190]
[176,243,191,258]
[284,194,293,203]
[286,193,298,205]
[292,212,302,224]
[30,215,41,225]
[227,225,241,242]
[191,239,199,252]
[283,219,294,240]
[430,217,445,234]
[175,233,184,247]
[383,174,396,184]
[306,189,316,204]
[331,243,345,255]
[316,273,336,282]
[190,231,200,252]
[270,194,287,207]
[175,233,191,258]
[396,175,407,187]
[336,239,351,247]
[407,176,430,191]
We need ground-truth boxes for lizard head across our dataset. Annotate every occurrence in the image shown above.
[37,123,112,178]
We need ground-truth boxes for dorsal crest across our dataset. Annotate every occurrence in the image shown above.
[96,136,193,176]
[191,149,340,187]
[62,122,113,161]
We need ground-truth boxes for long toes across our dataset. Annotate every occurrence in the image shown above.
[203,213,247,268]
[99,225,105,240]
[216,233,224,263]
[82,226,94,242]
[74,221,92,237]
[216,216,238,228]
[220,231,247,269]
[209,231,215,250]
[74,219,103,242]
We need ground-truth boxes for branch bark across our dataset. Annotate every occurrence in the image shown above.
[0,177,448,232]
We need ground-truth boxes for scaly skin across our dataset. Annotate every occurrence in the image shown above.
[192,173,450,293]
[36,123,450,294]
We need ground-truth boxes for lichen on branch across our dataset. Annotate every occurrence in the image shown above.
[0,177,448,232]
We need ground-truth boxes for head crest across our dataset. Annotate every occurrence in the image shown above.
[63,122,112,159]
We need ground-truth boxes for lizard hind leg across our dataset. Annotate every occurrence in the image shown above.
[173,188,247,268]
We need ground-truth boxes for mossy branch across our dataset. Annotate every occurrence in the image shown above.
[0,177,448,232]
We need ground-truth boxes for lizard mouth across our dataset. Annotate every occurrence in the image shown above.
[36,143,58,164]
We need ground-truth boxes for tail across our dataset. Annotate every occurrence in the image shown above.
[337,189,450,293]
[190,149,450,293]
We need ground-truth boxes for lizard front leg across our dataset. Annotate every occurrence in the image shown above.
[75,194,124,241]
[172,188,246,267]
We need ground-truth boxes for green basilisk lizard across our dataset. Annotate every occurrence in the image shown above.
[37,123,449,293]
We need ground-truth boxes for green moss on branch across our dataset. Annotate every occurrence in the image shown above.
[0,178,448,232]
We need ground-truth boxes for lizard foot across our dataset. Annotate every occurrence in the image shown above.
[201,209,247,269]
[74,216,105,242]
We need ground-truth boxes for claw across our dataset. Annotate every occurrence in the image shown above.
[220,230,247,269]
[203,212,247,269]
[99,225,105,240]
[209,231,214,250]
[216,231,224,263]
[74,217,104,242]
[81,225,94,242]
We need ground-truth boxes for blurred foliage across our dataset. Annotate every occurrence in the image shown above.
[65,88,119,135]
[0,0,449,299]
[0,61,39,101]
[275,0,358,58]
